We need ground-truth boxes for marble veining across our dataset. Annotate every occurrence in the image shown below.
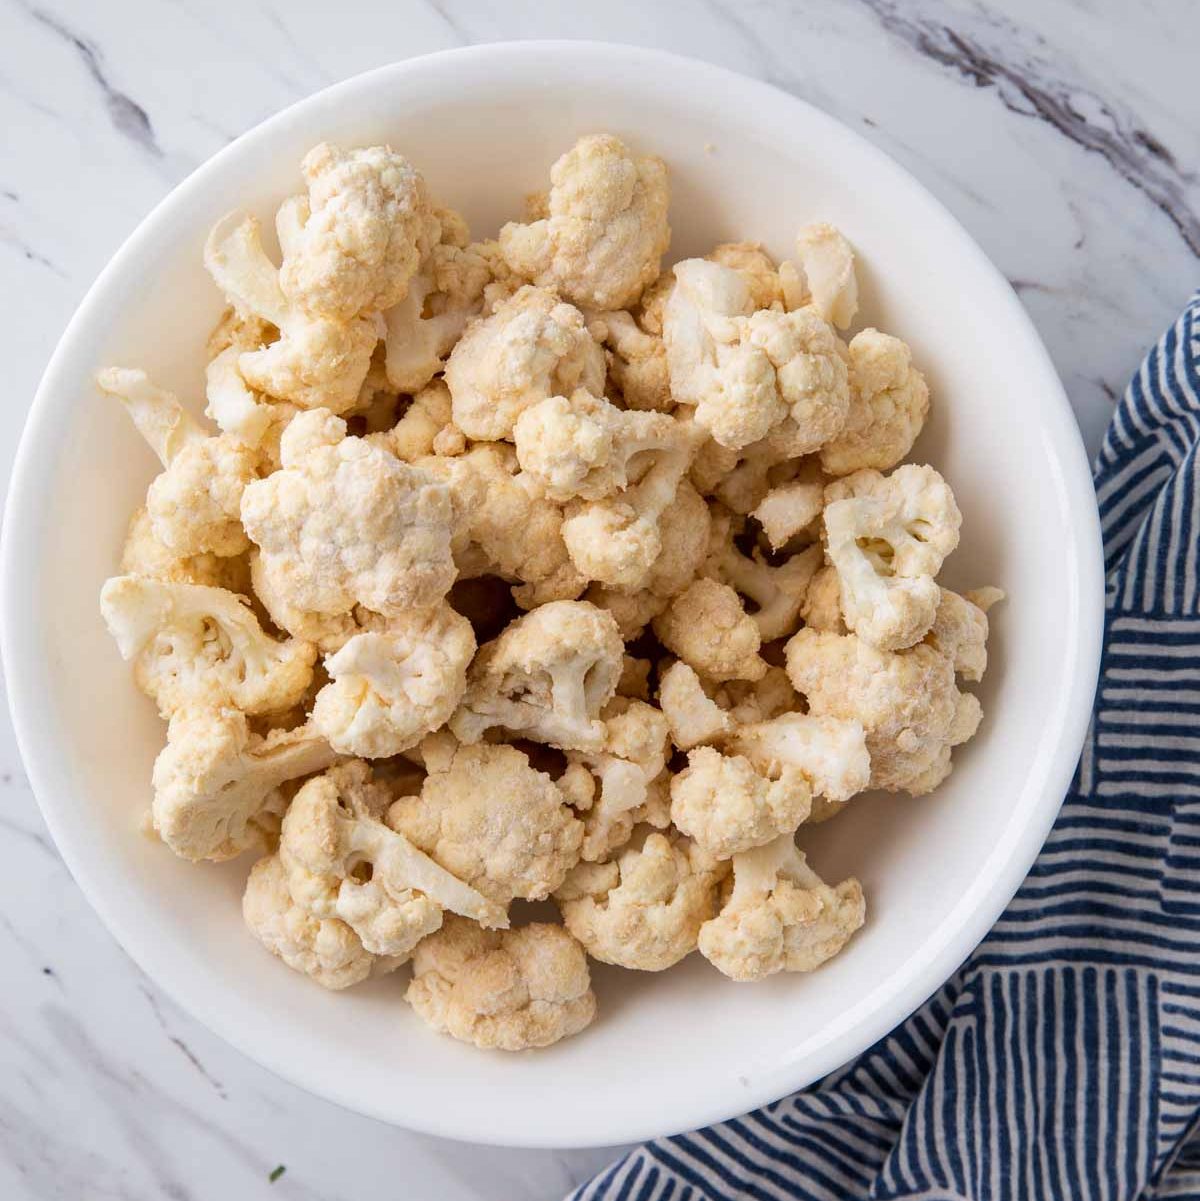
[1,1,1197,1197]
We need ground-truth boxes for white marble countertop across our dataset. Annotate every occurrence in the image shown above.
[1,1,1197,1197]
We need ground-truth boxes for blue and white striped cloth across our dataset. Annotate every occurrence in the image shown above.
[573,291,1200,1201]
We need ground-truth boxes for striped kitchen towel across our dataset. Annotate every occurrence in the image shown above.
[572,289,1200,1201]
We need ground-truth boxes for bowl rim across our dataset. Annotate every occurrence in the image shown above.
[1,39,1105,1148]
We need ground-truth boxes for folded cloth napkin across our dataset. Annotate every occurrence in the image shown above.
[572,291,1200,1201]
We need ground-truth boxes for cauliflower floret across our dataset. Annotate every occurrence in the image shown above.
[499,134,670,311]
[555,829,727,971]
[653,578,767,683]
[779,223,859,329]
[822,464,962,651]
[567,698,671,862]
[707,242,784,311]
[444,285,605,441]
[240,409,456,636]
[785,628,982,795]
[276,142,439,321]
[617,654,652,700]
[820,329,929,476]
[205,212,381,413]
[560,418,699,590]
[591,309,672,412]
[388,743,583,903]
[752,477,825,551]
[151,705,339,861]
[98,368,255,557]
[800,565,846,634]
[670,747,812,860]
[923,587,1003,682]
[204,342,275,448]
[119,507,251,592]
[657,660,732,751]
[279,760,505,960]
[585,586,667,642]
[100,575,315,718]
[689,433,742,496]
[407,917,596,1051]
[311,603,475,758]
[451,601,623,751]
[243,853,375,989]
[382,380,465,462]
[715,666,798,726]
[698,834,865,981]
[514,389,681,502]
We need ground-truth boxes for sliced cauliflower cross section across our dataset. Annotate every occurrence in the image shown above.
[312,603,475,758]
[698,834,865,981]
[240,409,456,637]
[407,916,596,1051]
[388,743,583,903]
[500,134,670,311]
[451,601,623,752]
[823,464,962,651]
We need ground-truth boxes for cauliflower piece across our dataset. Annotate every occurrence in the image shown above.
[752,477,825,551]
[698,834,865,981]
[451,601,623,751]
[406,917,596,1051]
[98,367,255,557]
[100,576,315,718]
[119,507,251,592]
[383,380,465,462]
[280,760,506,959]
[556,829,727,971]
[243,853,375,989]
[311,603,475,758]
[568,698,671,862]
[800,565,846,634]
[426,443,586,608]
[276,142,439,321]
[822,464,962,651]
[657,660,732,751]
[444,285,605,441]
[715,666,798,726]
[204,212,381,412]
[514,389,681,503]
[240,409,456,636]
[560,418,698,591]
[585,586,667,642]
[663,259,850,452]
[707,242,783,311]
[499,134,670,311]
[785,628,982,795]
[204,343,275,448]
[591,309,672,412]
[670,747,812,860]
[779,223,859,329]
[617,654,652,701]
[151,705,339,862]
[689,433,741,496]
[923,587,1002,683]
[820,329,930,476]
[388,743,583,903]
[653,578,767,683]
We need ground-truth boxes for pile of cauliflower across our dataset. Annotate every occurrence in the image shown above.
[99,134,1001,1052]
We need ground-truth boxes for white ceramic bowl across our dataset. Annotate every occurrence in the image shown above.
[2,42,1103,1148]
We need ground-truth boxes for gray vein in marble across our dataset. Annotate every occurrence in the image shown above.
[0,226,68,279]
[422,0,472,44]
[138,984,229,1101]
[0,810,60,859]
[856,0,1200,256]
[22,3,163,159]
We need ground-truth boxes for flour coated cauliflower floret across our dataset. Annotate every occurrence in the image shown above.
[500,134,670,311]
[924,587,1002,682]
[444,285,605,441]
[382,381,464,462]
[715,666,798,726]
[241,409,456,634]
[657,660,732,751]
[785,628,982,795]
[779,223,859,329]
[689,433,741,496]
[119,507,251,592]
[100,575,315,718]
[822,464,962,651]
[707,242,784,311]
[388,743,583,903]
[710,435,797,516]
[653,578,767,683]
[98,368,255,557]
[698,834,865,981]
[515,389,681,503]
[591,309,672,412]
[151,705,339,862]
[205,212,380,412]
[584,586,668,641]
[617,654,652,701]
[800,565,847,634]
[243,853,375,989]
[556,828,727,971]
[752,477,826,551]
[406,917,596,1051]
[204,343,275,448]
[451,601,623,752]
[820,328,930,475]
[280,760,505,958]
[311,603,475,758]
[671,747,812,860]
[276,142,439,321]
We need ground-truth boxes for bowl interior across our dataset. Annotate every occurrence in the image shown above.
[3,44,1101,1147]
